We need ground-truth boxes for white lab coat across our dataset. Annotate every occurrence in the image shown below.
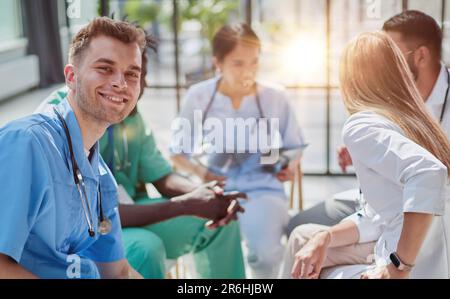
[325,111,450,279]
[425,63,450,139]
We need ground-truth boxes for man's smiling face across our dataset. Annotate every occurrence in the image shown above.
[72,35,142,125]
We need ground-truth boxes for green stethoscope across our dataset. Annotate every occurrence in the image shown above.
[107,123,131,173]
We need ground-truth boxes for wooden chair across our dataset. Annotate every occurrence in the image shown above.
[289,162,304,211]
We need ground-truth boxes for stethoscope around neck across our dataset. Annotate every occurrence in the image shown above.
[201,78,267,150]
[53,108,112,237]
[202,78,265,125]
[197,78,272,172]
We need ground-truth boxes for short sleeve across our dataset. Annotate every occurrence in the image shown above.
[343,208,385,244]
[0,127,49,262]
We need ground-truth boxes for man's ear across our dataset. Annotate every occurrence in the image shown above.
[415,46,431,69]
[64,64,76,91]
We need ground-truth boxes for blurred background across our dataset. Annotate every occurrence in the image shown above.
[1,0,449,206]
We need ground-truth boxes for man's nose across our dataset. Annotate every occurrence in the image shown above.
[111,74,127,90]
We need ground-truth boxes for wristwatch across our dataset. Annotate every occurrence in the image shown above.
[389,252,414,272]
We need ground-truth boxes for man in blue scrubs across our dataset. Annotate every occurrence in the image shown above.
[0,17,149,278]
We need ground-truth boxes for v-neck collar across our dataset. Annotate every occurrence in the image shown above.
[52,98,100,182]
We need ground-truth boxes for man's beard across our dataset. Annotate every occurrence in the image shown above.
[75,79,127,125]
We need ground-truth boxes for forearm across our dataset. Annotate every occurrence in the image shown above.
[119,199,190,227]
[152,173,197,198]
[129,266,143,279]
[97,260,143,279]
[0,254,37,279]
[396,212,433,265]
[170,154,206,179]
[326,220,360,248]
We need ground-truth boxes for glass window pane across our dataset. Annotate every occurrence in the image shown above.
[67,0,99,34]
[0,0,22,43]
[253,0,327,87]
[408,0,443,23]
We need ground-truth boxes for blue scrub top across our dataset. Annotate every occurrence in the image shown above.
[170,77,305,196]
[0,98,124,278]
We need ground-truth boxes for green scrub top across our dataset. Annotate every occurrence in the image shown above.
[99,111,173,199]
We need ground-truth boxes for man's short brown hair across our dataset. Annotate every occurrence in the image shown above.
[383,10,443,61]
[69,17,147,64]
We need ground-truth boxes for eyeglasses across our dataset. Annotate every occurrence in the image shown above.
[403,45,424,57]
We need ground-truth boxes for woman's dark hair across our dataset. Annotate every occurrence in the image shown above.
[212,23,261,62]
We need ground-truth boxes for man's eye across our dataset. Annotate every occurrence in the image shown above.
[98,67,112,72]
[127,72,139,78]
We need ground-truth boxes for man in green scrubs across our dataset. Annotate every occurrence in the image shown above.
[39,42,246,279]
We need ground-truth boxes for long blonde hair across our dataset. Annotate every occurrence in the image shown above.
[340,31,450,174]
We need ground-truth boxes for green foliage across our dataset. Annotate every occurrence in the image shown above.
[180,0,239,42]
[124,0,238,41]
[123,0,161,28]
[123,0,239,58]
[97,0,110,16]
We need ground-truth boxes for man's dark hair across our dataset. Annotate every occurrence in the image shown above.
[383,10,443,60]
[119,16,158,114]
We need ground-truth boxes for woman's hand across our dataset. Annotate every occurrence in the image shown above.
[337,146,353,173]
[360,263,410,279]
[276,160,299,182]
[291,231,331,279]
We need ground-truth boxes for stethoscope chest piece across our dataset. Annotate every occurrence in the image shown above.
[98,218,112,235]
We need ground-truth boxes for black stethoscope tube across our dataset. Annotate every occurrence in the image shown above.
[53,108,110,237]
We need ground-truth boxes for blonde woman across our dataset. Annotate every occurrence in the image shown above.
[280,32,450,279]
